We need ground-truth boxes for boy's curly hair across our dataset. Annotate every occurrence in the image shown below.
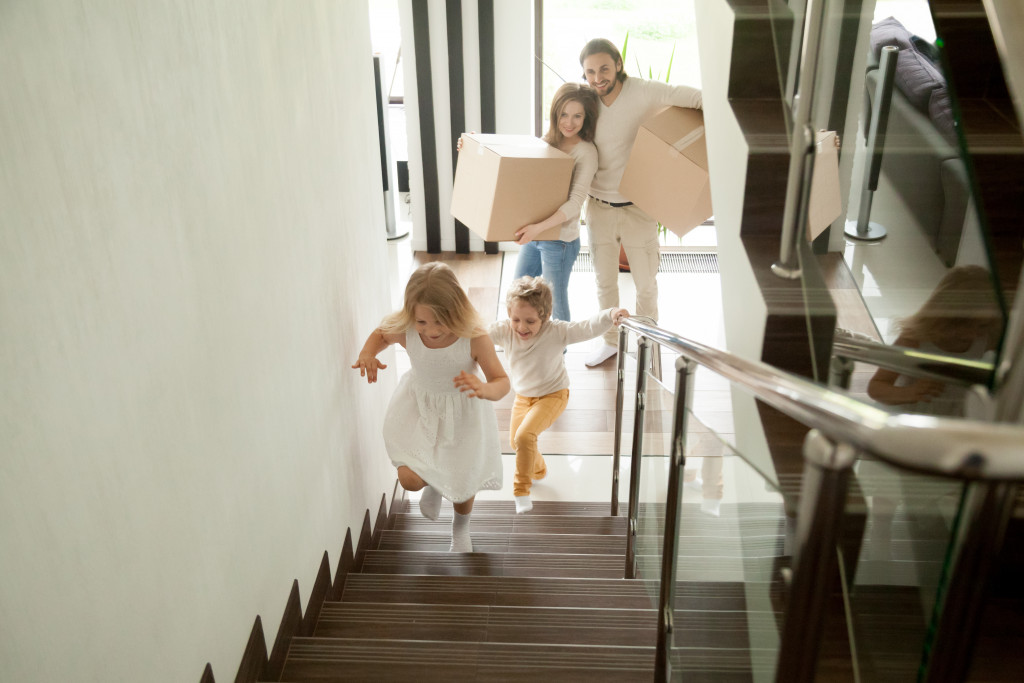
[505,276,553,321]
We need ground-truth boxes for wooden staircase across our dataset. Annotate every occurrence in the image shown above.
[256,497,786,682]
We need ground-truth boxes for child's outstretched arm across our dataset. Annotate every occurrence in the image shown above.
[563,308,632,346]
[454,334,510,400]
[352,328,404,383]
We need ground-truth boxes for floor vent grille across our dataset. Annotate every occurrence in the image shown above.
[572,251,719,274]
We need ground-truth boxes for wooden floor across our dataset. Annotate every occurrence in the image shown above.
[401,249,734,458]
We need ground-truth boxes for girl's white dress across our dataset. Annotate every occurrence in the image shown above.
[383,329,503,503]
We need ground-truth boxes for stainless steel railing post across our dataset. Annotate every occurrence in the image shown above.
[625,336,651,580]
[775,429,857,683]
[654,357,696,682]
[844,45,898,241]
[611,325,629,516]
[772,0,827,279]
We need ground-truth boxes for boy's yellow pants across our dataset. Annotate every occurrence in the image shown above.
[509,389,569,497]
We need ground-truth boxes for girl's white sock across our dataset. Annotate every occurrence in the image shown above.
[514,494,533,514]
[450,511,472,552]
[418,485,441,520]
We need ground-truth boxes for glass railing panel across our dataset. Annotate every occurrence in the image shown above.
[625,352,789,681]
[668,424,788,683]
[838,0,1009,386]
[622,349,673,601]
[842,455,966,681]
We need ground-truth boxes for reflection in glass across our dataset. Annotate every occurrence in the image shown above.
[866,265,1003,416]
[842,4,1008,417]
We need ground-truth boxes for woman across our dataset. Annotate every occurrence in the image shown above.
[513,83,600,321]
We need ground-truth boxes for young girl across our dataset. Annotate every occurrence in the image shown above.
[353,262,509,551]
[488,276,628,513]
[513,83,600,323]
[867,265,1002,416]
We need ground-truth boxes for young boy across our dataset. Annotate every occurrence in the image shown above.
[488,276,629,513]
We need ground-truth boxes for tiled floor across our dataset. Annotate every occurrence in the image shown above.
[382,233,783,513]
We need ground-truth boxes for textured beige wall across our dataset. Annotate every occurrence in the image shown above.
[0,2,397,680]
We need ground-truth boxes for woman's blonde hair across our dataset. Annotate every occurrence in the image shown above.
[897,265,1003,346]
[505,276,553,321]
[543,83,600,147]
[381,262,483,337]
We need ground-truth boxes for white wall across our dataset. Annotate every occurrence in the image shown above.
[0,2,397,680]
[695,0,775,482]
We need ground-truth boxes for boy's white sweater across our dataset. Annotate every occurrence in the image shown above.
[487,309,615,397]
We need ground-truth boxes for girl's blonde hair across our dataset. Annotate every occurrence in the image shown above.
[506,276,553,321]
[897,265,1003,346]
[381,262,483,338]
[543,83,600,147]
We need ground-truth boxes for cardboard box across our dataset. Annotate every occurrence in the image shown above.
[807,130,842,239]
[450,134,573,242]
[618,106,713,237]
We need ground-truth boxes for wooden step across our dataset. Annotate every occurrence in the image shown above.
[315,602,657,646]
[633,533,785,558]
[278,637,657,681]
[315,602,780,649]
[359,550,625,579]
[391,512,626,535]
[393,510,789,538]
[635,554,790,583]
[377,530,625,554]
[339,573,777,611]
[635,501,788,520]
[398,499,623,517]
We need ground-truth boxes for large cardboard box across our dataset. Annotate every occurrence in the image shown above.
[450,134,573,242]
[618,106,712,237]
[806,129,842,240]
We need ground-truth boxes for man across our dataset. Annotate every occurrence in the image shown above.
[579,38,703,366]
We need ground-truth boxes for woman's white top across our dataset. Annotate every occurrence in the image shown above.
[554,140,598,242]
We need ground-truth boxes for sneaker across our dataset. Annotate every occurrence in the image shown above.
[585,342,618,367]
[514,495,533,514]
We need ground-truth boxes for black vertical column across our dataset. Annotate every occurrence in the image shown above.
[412,0,442,253]
[477,0,498,254]
[447,0,470,253]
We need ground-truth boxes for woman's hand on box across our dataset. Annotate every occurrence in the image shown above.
[514,224,543,246]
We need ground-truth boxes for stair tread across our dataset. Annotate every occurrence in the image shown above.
[393,512,787,537]
[319,601,779,629]
[280,637,656,680]
[391,513,626,534]
[360,549,625,578]
[340,573,782,609]
[280,637,767,681]
[377,530,625,554]
[377,528,787,558]
[400,500,625,516]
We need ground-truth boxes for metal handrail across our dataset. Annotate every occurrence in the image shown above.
[612,316,1022,682]
[618,316,1024,481]
[832,331,994,387]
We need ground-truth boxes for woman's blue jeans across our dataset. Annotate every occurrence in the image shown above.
[513,238,581,322]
